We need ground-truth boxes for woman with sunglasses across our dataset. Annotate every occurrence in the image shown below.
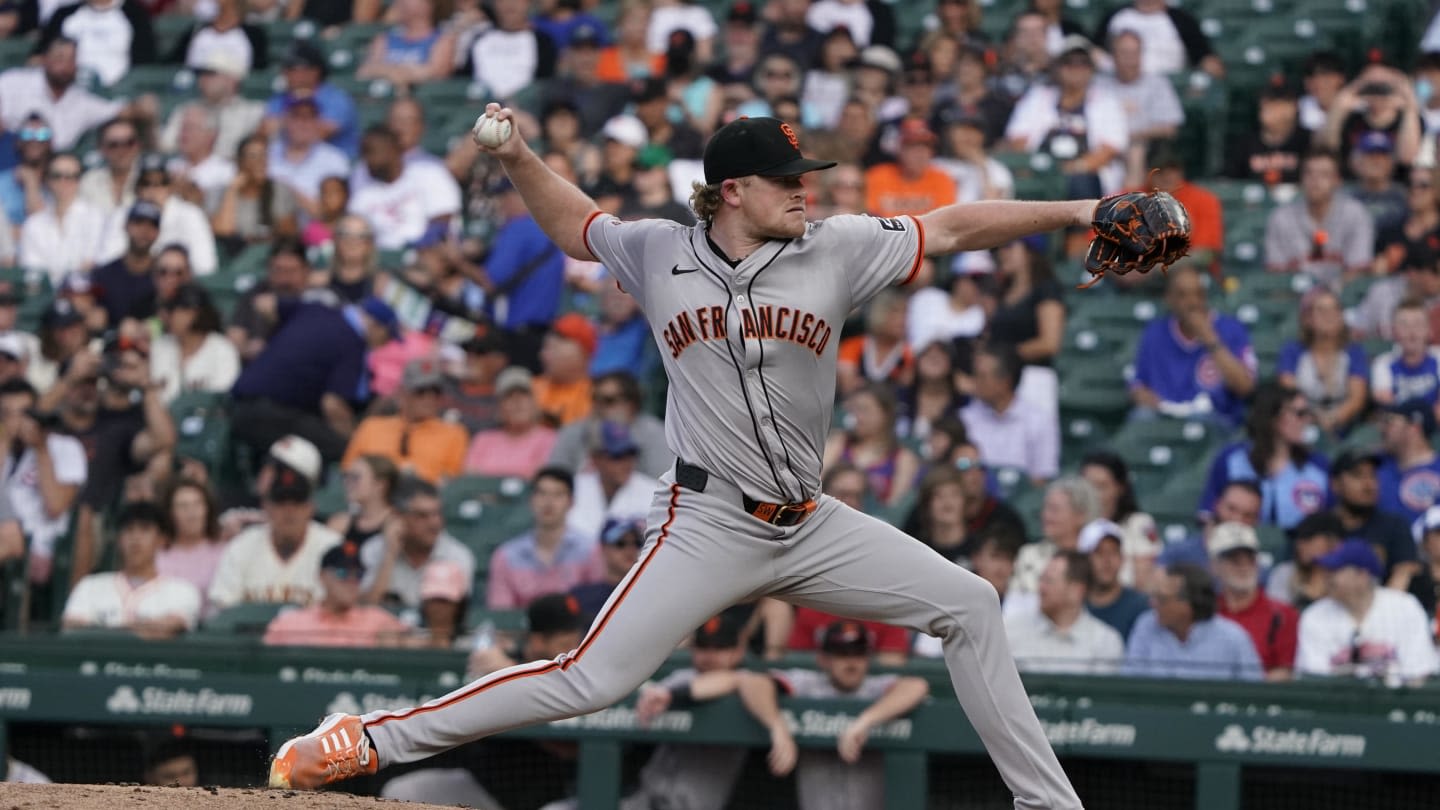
[149,283,239,404]
[328,454,400,548]
[19,153,109,284]
[0,114,54,228]
[1198,382,1329,532]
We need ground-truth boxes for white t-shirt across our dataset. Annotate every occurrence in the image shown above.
[150,331,241,404]
[470,29,541,100]
[207,521,341,609]
[1296,589,1439,681]
[1004,83,1130,195]
[646,5,719,53]
[348,161,462,250]
[59,2,135,87]
[184,26,255,76]
[20,200,112,283]
[63,571,203,630]
[3,433,88,559]
[0,67,123,150]
[567,469,660,544]
[906,286,985,350]
[1103,8,1186,75]
[804,0,874,47]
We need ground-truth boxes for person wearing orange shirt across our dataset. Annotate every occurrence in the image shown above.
[863,118,958,218]
[533,312,597,427]
[262,542,411,648]
[836,288,913,396]
[1111,145,1223,289]
[341,358,469,484]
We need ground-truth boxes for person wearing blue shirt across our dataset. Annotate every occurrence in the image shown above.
[1197,383,1329,531]
[532,7,611,51]
[1080,519,1151,642]
[484,180,565,371]
[230,295,399,468]
[589,280,656,378]
[1129,267,1256,426]
[266,41,361,158]
[1377,400,1440,533]
[0,114,52,228]
[1370,298,1440,415]
[1123,563,1264,681]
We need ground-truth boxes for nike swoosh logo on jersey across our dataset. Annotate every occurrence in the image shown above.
[671,265,699,275]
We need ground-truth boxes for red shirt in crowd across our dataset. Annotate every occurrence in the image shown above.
[787,607,910,656]
[1218,591,1299,673]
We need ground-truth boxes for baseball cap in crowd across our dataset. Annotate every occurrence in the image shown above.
[402,357,445,392]
[268,434,322,485]
[1383,399,1437,436]
[1077,518,1124,554]
[702,115,837,184]
[1419,505,1440,536]
[42,298,84,328]
[462,327,507,356]
[727,0,758,25]
[321,542,366,576]
[1315,539,1383,579]
[902,49,933,81]
[1355,131,1395,155]
[666,29,696,61]
[284,40,328,72]
[898,117,937,147]
[570,22,604,48]
[1057,34,1095,64]
[590,420,638,458]
[1259,77,1300,102]
[820,620,871,657]
[58,272,96,298]
[693,614,743,649]
[267,467,314,504]
[601,114,648,150]
[128,200,163,226]
[420,560,469,603]
[631,77,669,105]
[1207,522,1260,558]
[635,143,674,171]
[1403,234,1440,272]
[600,516,646,547]
[527,593,585,635]
[198,50,246,80]
[359,295,401,340]
[0,334,27,363]
[496,366,534,396]
[550,312,598,357]
[854,45,901,75]
[1329,446,1384,477]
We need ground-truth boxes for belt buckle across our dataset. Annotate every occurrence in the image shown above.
[769,501,815,527]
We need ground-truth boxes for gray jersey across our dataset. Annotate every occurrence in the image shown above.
[584,212,924,503]
[628,668,747,810]
[772,669,897,810]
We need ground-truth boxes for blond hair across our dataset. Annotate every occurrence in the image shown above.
[689,180,724,224]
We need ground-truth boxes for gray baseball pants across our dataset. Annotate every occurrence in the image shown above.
[362,469,1083,810]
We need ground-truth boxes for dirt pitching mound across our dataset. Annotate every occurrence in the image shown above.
[0,783,463,809]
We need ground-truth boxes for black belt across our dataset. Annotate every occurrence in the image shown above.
[674,461,817,527]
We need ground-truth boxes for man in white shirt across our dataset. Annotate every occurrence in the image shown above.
[348,124,461,251]
[1005,550,1124,674]
[268,96,351,210]
[62,501,201,638]
[1296,539,1438,685]
[20,152,112,281]
[348,98,446,196]
[0,37,123,150]
[208,470,342,609]
[567,420,659,544]
[469,0,558,102]
[38,0,156,89]
[119,154,217,276]
[0,378,87,584]
[961,344,1059,483]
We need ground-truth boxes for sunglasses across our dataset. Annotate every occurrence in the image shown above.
[47,171,80,181]
[156,265,188,276]
[954,457,980,472]
[19,128,52,142]
[104,138,137,149]
[764,70,795,79]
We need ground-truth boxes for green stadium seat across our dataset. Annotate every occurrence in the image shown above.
[442,474,531,549]
[170,391,231,474]
[988,465,1033,501]
[311,475,348,521]
[204,602,289,635]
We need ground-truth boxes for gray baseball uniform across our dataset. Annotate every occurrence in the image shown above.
[361,211,1083,810]
[774,668,897,810]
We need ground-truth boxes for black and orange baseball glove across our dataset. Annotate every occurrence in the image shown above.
[1080,189,1192,289]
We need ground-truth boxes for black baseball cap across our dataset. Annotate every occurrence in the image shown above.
[284,40,328,72]
[320,541,366,574]
[703,116,836,185]
[1383,400,1437,437]
[727,0,758,24]
[819,620,871,656]
[266,467,313,504]
[527,593,585,635]
[1329,446,1384,477]
[693,614,742,649]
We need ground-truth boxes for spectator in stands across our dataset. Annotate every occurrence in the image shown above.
[327,453,397,547]
[1125,563,1263,680]
[533,313,597,426]
[619,145,694,224]
[759,0,824,69]
[663,28,724,138]
[824,384,920,508]
[896,341,968,444]
[544,29,630,143]
[169,107,236,216]
[1160,480,1262,570]
[1197,383,1328,532]
[1296,539,1438,684]
[172,0,268,76]
[920,0,982,54]
[836,290,912,396]
[1265,150,1375,288]
[0,114,52,229]
[962,344,1059,484]
[308,210,370,300]
[156,477,225,614]
[470,0,558,100]
[647,0,717,62]
[863,117,956,218]
[568,515,643,620]
[349,125,461,252]
[1005,36,1128,198]
[1348,239,1440,342]
[351,99,444,195]
[268,97,352,214]
[29,298,89,397]
[1101,31,1183,187]
[1225,80,1310,185]
[823,460,870,512]
[228,238,314,361]
[1208,522,1299,681]
[1079,451,1159,588]
[91,202,159,327]
[547,371,669,478]
[62,499,199,637]
[149,284,238,403]
[1130,266,1256,425]
[1371,298,1440,418]
[0,37,124,151]
[356,0,455,90]
[208,468,341,608]
[0,378,85,583]
[212,134,301,248]
[708,1,762,96]
[1080,518,1150,641]
[160,51,264,163]
[992,12,1049,103]
[740,620,929,809]
[1377,400,1440,529]
[263,539,410,647]
[912,466,969,563]
[590,283,653,380]
[359,476,474,613]
[39,0,156,88]
[1299,51,1347,133]
[1266,512,1343,612]
[950,439,1028,538]
[962,523,1025,614]
[905,255,986,351]
[1005,550,1124,674]
[20,153,107,283]
[630,76,704,160]
[786,602,910,668]
[487,466,602,609]
[1329,446,1418,587]
[482,179,567,370]
[988,236,1064,410]
[933,110,1014,245]
[1373,168,1440,277]
[463,366,557,479]
[342,357,468,484]
[938,45,1011,149]
[229,293,401,466]
[78,117,140,219]
[1012,476,1100,598]
[1138,144,1223,272]
[1093,0,1220,77]
[442,329,507,435]
[415,558,469,646]
[1400,506,1440,623]
[1349,132,1409,237]
[1322,62,1422,172]
[569,420,659,540]
[129,154,218,277]
[265,41,359,158]
[1277,287,1368,437]
[803,27,859,130]
[142,740,197,788]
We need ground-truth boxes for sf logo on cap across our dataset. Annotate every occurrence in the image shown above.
[780,123,799,150]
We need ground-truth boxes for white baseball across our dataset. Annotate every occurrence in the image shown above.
[472,113,512,149]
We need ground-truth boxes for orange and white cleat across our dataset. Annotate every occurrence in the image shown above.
[268,713,377,789]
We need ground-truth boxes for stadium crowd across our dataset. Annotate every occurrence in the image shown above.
[2,0,1440,796]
